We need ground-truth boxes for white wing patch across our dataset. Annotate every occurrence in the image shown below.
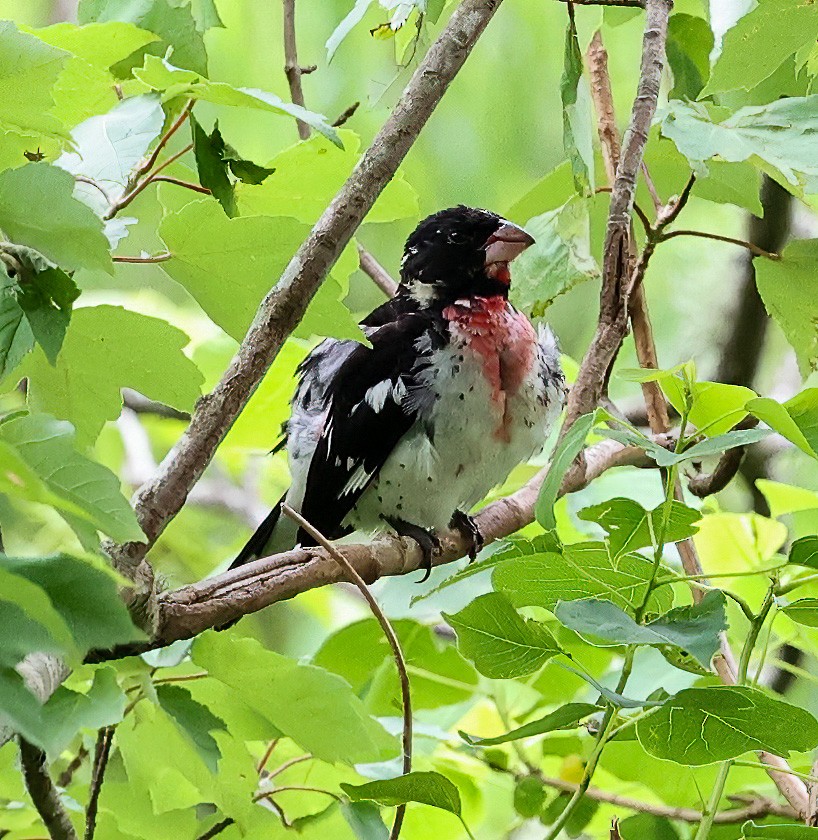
[342,463,373,497]
[363,378,407,413]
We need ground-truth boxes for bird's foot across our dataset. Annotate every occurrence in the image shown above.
[384,516,440,583]
[450,510,484,561]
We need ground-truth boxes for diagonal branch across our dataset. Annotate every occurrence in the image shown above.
[19,738,79,840]
[103,0,507,595]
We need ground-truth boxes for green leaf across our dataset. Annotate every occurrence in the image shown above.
[692,160,763,217]
[0,21,67,138]
[56,93,164,233]
[313,618,478,713]
[159,199,365,343]
[0,413,144,543]
[460,702,600,746]
[742,821,818,839]
[755,241,818,376]
[236,129,416,225]
[577,497,701,555]
[789,536,818,569]
[190,115,236,217]
[757,480,818,518]
[0,164,111,274]
[636,686,818,765]
[442,592,562,679]
[191,631,397,765]
[555,591,725,668]
[156,684,227,773]
[493,539,674,616]
[619,814,682,840]
[514,775,546,819]
[703,0,818,95]
[2,552,142,655]
[511,198,599,317]
[661,379,757,438]
[560,17,594,194]
[133,54,341,146]
[29,21,159,70]
[748,391,818,459]
[535,411,597,530]
[0,293,34,379]
[341,800,389,840]
[666,14,713,100]
[782,599,818,627]
[80,0,208,75]
[659,97,818,196]
[341,771,464,823]
[17,305,204,446]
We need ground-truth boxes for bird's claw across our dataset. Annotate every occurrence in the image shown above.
[450,510,484,561]
[384,516,441,582]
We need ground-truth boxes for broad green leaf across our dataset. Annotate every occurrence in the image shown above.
[782,599,818,627]
[560,16,594,194]
[661,379,756,437]
[341,771,464,823]
[493,540,674,616]
[756,242,818,376]
[617,363,688,383]
[192,631,397,765]
[0,293,34,379]
[133,55,340,145]
[29,21,159,70]
[666,14,712,100]
[692,160,763,217]
[535,411,597,530]
[636,686,818,765]
[659,97,818,195]
[79,0,208,76]
[2,552,142,654]
[0,601,64,668]
[512,199,599,318]
[619,814,682,840]
[514,775,546,819]
[0,21,67,138]
[17,305,204,446]
[460,702,599,746]
[506,160,575,225]
[56,93,164,235]
[442,592,562,679]
[0,164,111,274]
[236,129,416,224]
[748,392,818,459]
[0,413,144,542]
[577,497,701,555]
[35,666,126,754]
[341,800,389,840]
[313,618,478,713]
[156,684,227,773]
[789,536,818,569]
[159,199,364,343]
[555,590,725,668]
[757,480,818,517]
[703,0,818,95]
[742,821,818,839]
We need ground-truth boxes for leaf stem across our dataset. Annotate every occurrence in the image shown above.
[659,229,780,260]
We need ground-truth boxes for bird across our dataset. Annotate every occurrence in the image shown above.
[230,205,566,579]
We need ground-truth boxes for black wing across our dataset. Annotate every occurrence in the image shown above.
[298,303,446,543]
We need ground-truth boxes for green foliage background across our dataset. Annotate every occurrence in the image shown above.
[0,0,818,838]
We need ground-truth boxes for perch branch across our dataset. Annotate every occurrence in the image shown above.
[358,242,399,297]
[19,738,79,840]
[104,0,508,590]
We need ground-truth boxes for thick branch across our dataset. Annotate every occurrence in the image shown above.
[19,738,79,840]
[104,0,506,592]
[563,0,671,428]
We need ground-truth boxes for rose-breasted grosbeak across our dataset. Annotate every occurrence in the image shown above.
[231,206,565,578]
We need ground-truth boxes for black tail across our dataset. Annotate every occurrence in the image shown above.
[229,494,286,570]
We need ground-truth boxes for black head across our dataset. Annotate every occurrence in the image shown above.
[398,205,534,306]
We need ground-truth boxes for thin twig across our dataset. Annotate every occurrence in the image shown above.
[257,784,342,802]
[640,161,662,212]
[256,738,280,773]
[538,774,795,823]
[74,175,110,202]
[266,754,311,779]
[84,726,114,840]
[281,504,411,840]
[112,252,173,264]
[332,101,360,127]
[358,243,399,297]
[149,176,211,194]
[282,0,310,140]
[195,818,235,840]
[135,99,194,179]
[57,744,89,788]
[19,738,79,840]
[660,229,780,260]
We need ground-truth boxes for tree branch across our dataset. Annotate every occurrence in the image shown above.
[103,0,508,596]
[19,738,79,840]
[358,242,399,297]
[84,727,114,840]
[660,229,780,260]
[282,0,310,140]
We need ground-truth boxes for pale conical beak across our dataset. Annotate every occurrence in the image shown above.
[484,221,535,266]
